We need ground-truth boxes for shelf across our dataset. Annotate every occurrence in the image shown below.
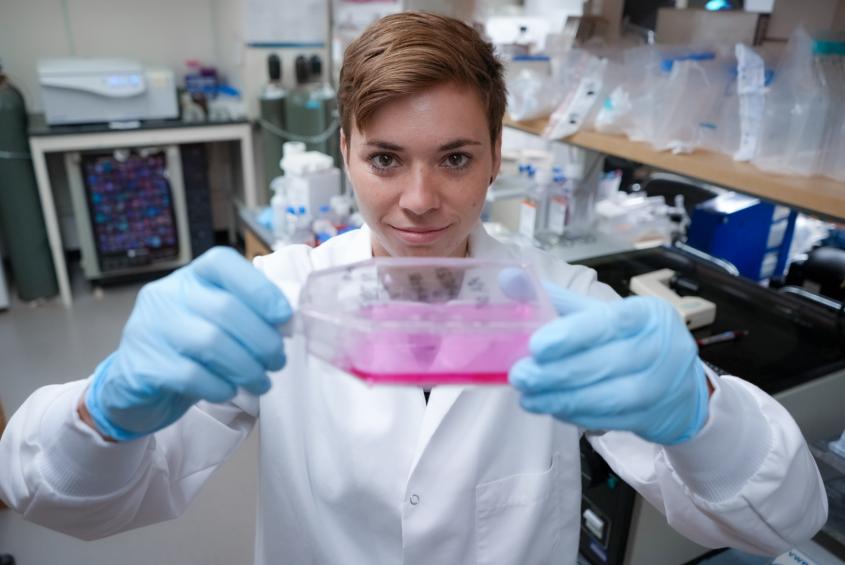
[504,116,845,221]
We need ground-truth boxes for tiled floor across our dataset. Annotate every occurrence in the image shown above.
[0,272,258,564]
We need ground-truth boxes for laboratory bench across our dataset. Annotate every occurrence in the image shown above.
[28,114,257,306]
[236,204,638,264]
[238,206,276,261]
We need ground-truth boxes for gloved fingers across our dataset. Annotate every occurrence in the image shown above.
[160,315,273,395]
[192,247,293,326]
[529,297,654,363]
[541,281,595,316]
[498,267,538,303]
[509,335,657,393]
[518,376,646,427]
[184,281,287,371]
[151,355,240,403]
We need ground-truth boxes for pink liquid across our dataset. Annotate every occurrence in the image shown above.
[311,302,553,386]
[348,367,510,386]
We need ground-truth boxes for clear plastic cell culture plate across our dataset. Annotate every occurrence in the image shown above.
[298,257,556,386]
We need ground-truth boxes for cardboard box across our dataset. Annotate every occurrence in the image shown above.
[767,0,845,40]
[656,8,769,46]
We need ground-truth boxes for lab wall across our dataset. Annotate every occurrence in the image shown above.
[0,0,218,113]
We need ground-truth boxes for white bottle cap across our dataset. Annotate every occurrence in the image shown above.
[283,141,306,157]
[281,151,334,176]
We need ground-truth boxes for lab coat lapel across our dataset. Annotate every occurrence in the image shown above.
[409,222,523,472]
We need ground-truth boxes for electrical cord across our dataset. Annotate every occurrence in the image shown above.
[258,116,340,145]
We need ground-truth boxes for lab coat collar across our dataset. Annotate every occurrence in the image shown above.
[468,221,520,262]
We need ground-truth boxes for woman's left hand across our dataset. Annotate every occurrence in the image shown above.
[509,282,710,445]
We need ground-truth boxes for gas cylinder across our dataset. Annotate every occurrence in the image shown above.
[0,63,58,301]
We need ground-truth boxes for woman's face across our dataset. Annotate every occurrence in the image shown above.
[341,82,501,258]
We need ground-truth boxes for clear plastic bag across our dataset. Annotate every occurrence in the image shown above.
[589,59,632,135]
[621,46,665,143]
[543,50,607,140]
[506,68,563,121]
[822,108,845,181]
[649,51,729,154]
[817,43,845,181]
[732,44,768,162]
[697,67,740,157]
[753,28,830,177]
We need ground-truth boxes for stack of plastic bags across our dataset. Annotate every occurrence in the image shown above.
[506,29,845,181]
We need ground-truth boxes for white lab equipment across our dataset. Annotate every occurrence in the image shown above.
[595,191,679,244]
[629,268,717,330]
[280,150,341,217]
[298,257,555,386]
[38,58,178,125]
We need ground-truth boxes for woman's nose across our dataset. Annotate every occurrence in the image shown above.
[398,165,441,216]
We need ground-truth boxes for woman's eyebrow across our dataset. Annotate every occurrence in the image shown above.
[363,138,483,151]
[365,140,404,151]
[438,139,482,151]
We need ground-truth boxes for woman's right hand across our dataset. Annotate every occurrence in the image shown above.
[80,247,292,442]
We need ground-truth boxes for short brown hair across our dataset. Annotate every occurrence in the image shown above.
[338,11,506,146]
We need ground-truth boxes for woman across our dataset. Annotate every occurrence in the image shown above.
[0,12,826,565]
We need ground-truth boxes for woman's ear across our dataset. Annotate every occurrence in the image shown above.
[339,128,349,167]
[490,131,503,184]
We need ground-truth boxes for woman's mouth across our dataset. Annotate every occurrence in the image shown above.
[389,224,451,245]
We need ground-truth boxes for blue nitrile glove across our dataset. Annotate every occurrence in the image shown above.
[508,282,709,445]
[84,247,292,441]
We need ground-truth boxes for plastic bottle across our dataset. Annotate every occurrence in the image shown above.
[290,206,314,246]
[270,176,289,240]
[329,195,353,228]
[312,205,338,245]
[563,161,593,236]
[518,166,550,243]
[537,172,569,247]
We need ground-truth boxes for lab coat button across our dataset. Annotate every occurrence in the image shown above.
[409,494,420,505]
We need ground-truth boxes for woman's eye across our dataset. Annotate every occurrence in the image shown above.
[370,153,397,170]
[443,153,471,169]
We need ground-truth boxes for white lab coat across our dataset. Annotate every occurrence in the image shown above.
[0,223,828,565]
